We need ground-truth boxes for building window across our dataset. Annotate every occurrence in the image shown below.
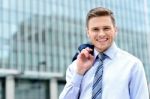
[15,79,49,99]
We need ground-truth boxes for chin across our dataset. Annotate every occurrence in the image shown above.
[95,47,106,52]
[95,44,110,52]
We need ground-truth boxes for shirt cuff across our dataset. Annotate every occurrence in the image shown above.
[72,73,83,87]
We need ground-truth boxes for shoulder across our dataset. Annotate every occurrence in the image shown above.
[117,48,142,64]
[116,48,143,70]
[117,48,145,76]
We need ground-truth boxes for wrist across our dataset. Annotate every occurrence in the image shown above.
[76,68,86,75]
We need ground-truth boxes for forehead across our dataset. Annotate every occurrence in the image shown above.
[88,16,113,27]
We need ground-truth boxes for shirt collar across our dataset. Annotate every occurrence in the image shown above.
[94,42,119,60]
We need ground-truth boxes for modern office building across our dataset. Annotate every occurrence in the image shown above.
[0,0,150,99]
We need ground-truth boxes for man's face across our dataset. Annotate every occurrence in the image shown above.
[87,16,117,52]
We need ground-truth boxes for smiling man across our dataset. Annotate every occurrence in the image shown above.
[59,7,149,99]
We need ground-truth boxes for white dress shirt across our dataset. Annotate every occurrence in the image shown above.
[59,42,149,99]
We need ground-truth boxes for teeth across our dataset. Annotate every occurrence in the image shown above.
[97,38,107,42]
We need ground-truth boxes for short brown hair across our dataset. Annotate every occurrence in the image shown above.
[86,7,115,27]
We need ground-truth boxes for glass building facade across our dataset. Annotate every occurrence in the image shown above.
[0,0,150,99]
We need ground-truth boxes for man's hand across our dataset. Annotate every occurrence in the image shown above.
[76,47,94,75]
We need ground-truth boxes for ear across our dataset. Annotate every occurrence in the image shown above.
[115,26,118,35]
[86,28,90,38]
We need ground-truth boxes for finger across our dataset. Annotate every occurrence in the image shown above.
[85,47,93,55]
[85,47,93,52]
[80,49,90,58]
[89,53,94,60]
[77,52,86,60]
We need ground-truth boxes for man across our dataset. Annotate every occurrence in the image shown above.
[59,7,149,99]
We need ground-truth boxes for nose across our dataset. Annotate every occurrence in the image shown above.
[98,29,105,37]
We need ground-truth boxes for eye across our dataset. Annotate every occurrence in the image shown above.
[103,27,111,31]
[92,28,99,31]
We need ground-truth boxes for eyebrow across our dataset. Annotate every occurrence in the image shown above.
[91,25,111,28]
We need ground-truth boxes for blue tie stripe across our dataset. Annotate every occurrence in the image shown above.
[93,73,103,89]
[92,67,103,88]
[92,88,102,99]
[92,53,106,99]
[95,63,103,74]
[92,64,103,94]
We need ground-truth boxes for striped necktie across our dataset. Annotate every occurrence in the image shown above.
[92,53,107,99]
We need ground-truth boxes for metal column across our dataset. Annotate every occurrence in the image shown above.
[5,76,15,99]
[50,78,58,99]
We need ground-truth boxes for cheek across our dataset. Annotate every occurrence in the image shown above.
[107,32,116,38]
[92,35,97,41]
[88,33,96,39]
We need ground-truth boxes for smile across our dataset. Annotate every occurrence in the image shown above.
[97,38,108,42]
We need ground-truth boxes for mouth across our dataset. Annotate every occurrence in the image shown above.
[96,38,108,42]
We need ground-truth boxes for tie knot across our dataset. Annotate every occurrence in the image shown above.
[98,53,107,61]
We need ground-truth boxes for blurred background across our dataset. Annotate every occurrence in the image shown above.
[0,0,150,99]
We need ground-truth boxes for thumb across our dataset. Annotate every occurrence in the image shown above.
[89,54,94,60]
